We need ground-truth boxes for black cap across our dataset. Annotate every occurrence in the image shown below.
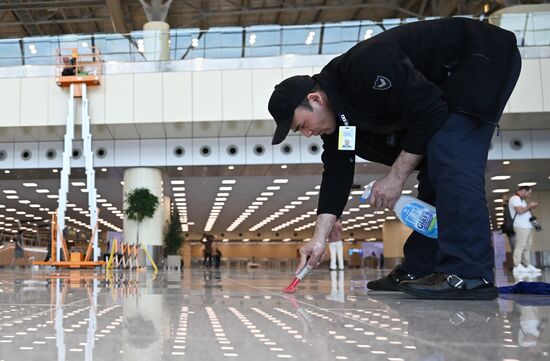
[268,75,316,145]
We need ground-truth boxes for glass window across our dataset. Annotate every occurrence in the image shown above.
[23,37,51,65]
[532,12,550,46]
[203,27,242,58]
[245,25,281,57]
[0,39,22,66]
[170,28,200,60]
[96,33,134,62]
[490,13,528,46]
[382,18,401,31]
[281,25,321,55]
[359,20,384,41]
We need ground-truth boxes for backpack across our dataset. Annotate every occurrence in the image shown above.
[501,202,517,236]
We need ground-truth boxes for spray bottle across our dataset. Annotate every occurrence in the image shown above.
[360,181,438,239]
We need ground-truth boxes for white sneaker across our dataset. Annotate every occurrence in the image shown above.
[525,264,542,274]
[513,264,529,274]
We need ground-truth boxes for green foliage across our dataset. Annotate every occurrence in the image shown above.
[164,208,184,255]
[124,187,159,223]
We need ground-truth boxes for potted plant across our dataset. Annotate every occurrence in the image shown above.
[124,187,159,245]
[164,207,184,269]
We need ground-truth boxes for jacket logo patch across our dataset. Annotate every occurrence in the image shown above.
[373,75,392,90]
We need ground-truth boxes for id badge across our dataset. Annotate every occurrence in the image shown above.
[338,126,356,151]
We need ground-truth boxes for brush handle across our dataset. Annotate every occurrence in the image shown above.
[296,265,312,280]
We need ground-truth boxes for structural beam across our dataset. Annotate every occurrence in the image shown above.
[106,0,128,33]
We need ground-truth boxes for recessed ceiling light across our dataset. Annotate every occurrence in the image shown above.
[173,187,186,191]
[228,166,234,170]
[23,183,37,187]
[222,179,236,184]
[71,182,86,187]
[305,191,319,196]
[273,179,288,184]
[267,186,280,191]
[6,195,18,199]
[3,190,16,194]
[491,175,511,180]
[171,180,185,185]
[281,165,287,169]
[492,189,509,193]
[36,189,49,193]
[219,187,232,191]
[502,160,510,165]
[518,182,537,187]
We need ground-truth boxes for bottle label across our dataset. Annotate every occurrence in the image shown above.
[400,202,438,238]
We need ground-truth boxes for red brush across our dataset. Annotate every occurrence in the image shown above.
[282,265,312,294]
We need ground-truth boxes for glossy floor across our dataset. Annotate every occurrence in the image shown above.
[0,266,548,361]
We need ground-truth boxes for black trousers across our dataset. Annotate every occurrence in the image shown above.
[401,48,522,282]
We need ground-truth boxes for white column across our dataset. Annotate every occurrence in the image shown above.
[123,168,163,246]
[143,21,170,61]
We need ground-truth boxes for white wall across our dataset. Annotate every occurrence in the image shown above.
[0,55,545,127]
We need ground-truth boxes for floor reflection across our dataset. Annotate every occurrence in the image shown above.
[0,267,548,360]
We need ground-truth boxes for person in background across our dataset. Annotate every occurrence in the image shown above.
[203,234,213,268]
[509,186,541,275]
[328,219,344,270]
[11,223,27,267]
[213,245,222,268]
[61,56,76,76]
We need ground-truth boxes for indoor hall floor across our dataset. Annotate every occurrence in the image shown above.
[0,266,548,361]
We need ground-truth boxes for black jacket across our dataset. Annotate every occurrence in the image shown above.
[313,18,518,216]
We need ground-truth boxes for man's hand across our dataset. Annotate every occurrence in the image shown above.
[369,150,423,210]
[529,202,539,209]
[370,173,406,210]
[295,214,336,273]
